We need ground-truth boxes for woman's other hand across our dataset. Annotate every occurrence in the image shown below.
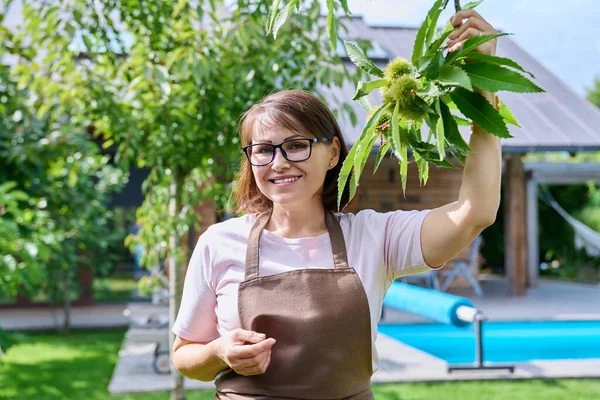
[216,328,276,376]
[446,10,497,56]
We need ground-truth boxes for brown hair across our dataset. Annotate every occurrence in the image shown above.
[232,89,351,214]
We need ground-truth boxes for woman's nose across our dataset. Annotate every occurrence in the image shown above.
[271,148,290,170]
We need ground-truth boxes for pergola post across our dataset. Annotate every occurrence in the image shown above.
[504,153,527,296]
[526,179,539,287]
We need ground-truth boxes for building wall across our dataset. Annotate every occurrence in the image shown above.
[345,154,464,214]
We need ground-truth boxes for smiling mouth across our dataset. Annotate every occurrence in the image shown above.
[270,176,301,184]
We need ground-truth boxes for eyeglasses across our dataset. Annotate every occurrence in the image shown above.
[242,137,331,166]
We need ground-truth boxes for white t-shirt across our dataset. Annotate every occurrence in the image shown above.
[173,208,436,373]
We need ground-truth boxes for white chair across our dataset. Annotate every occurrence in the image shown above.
[438,235,484,297]
[399,270,440,291]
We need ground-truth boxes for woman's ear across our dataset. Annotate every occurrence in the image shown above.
[331,136,341,165]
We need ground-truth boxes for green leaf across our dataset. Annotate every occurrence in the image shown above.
[427,21,454,57]
[413,149,429,186]
[454,115,471,126]
[349,165,359,204]
[82,35,93,52]
[445,33,510,64]
[374,140,391,174]
[391,102,409,196]
[172,0,188,17]
[499,101,521,127]
[412,0,445,64]
[353,79,387,100]
[425,1,446,48]
[463,0,484,10]
[445,144,467,165]
[461,63,544,93]
[462,52,535,78]
[399,141,408,196]
[340,0,352,15]
[273,1,295,39]
[352,130,379,201]
[153,65,171,96]
[326,0,337,51]
[337,104,386,209]
[68,168,78,187]
[344,41,384,78]
[357,96,374,113]
[417,50,444,79]
[266,0,281,33]
[437,65,473,91]
[434,101,446,160]
[391,102,401,153]
[439,97,473,152]
[415,80,442,105]
[450,87,511,138]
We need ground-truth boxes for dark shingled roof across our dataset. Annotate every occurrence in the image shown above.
[323,17,600,153]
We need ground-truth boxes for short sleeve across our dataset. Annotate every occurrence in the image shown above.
[380,208,441,280]
[172,229,220,343]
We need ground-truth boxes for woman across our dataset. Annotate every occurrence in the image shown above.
[172,10,501,399]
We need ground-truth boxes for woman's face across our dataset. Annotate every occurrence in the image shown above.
[249,124,340,209]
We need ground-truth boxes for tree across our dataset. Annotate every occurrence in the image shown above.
[586,76,600,109]
[4,1,361,397]
[0,15,126,332]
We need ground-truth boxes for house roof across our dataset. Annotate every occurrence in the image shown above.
[324,17,600,153]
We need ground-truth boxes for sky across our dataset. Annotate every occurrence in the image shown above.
[346,0,600,97]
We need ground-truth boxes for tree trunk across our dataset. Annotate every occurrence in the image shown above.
[170,167,185,400]
[61,269,71,334]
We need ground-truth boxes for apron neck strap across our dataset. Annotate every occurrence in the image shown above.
[244,208,349,280]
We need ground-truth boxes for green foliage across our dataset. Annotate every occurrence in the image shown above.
[334,0,543,207]
[0,327,11,357]
[353,79,387,100]
[0,19,126,308]
[449,87,511,138]
[2,0,362,321]
[481,183,600,282]
[343,41,385,78]
[460,63,544,93]
[586,76,600,109]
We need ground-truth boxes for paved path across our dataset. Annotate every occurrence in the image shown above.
[0,303,129,331]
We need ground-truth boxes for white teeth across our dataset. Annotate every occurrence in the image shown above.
[273,176,300,184]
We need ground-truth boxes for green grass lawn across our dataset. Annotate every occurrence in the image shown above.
[1,329,599,400]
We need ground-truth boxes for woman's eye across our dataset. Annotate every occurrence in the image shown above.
[255,146,273,154]
[290,143,308,150]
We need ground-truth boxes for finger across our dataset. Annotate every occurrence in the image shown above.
[230,329,266,344]
[448,18,488,42]
[265,348,272,370]
[229,338,276,359]
[451,9,489,28]
[237,351,271,376]
[447,27,481,49]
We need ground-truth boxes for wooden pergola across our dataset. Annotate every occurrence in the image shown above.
[503,160,600,296]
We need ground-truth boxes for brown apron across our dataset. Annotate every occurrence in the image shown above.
[215,209,374,400]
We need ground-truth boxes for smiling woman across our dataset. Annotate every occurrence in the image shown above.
[233,90,351,216]
[171,66,500,398]
[170,89,446,399]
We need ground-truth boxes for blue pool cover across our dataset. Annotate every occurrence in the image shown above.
[378,320,600,364]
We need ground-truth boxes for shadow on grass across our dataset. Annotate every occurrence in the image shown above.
[0,328,217,400]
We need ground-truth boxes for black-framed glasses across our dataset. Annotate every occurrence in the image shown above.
[242,137,331,166]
